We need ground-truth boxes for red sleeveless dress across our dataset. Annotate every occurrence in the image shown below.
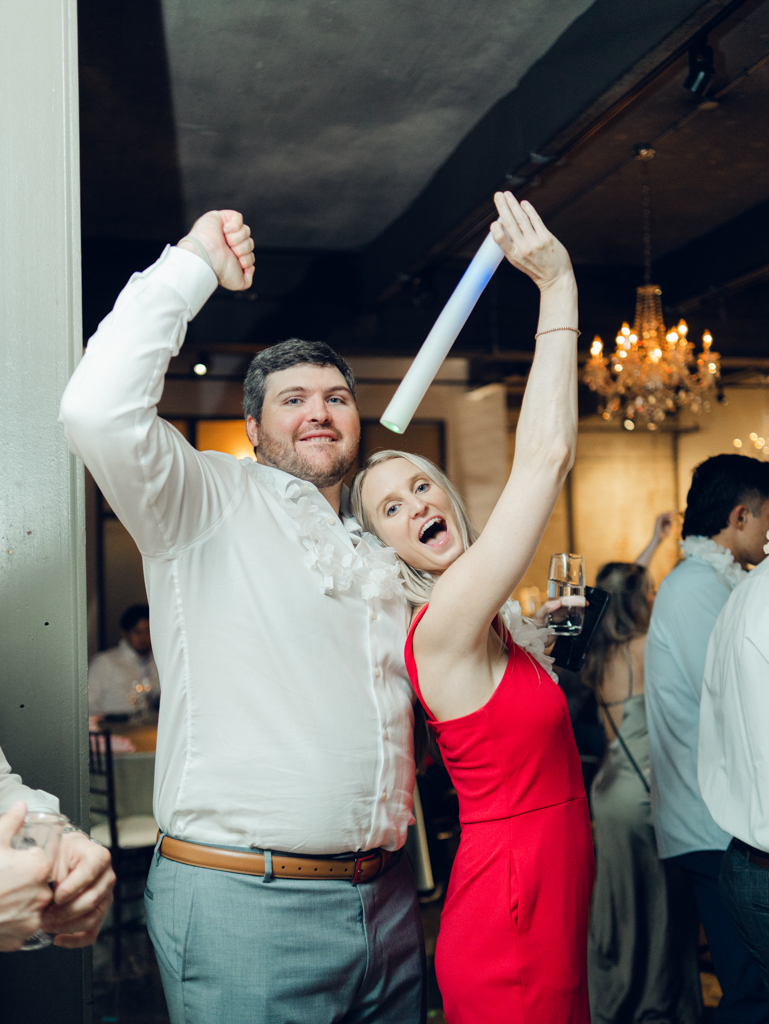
[406,606,593,1023]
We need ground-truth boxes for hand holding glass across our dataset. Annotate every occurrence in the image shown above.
[547,554,585,636]
[11,812,68,950]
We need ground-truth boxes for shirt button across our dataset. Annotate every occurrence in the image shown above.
[375,668,382,678]
[371,611,377,621]
[303,484,312,492]
[381,790,388,802]
[383,727,389,740]
[327,516,336,526]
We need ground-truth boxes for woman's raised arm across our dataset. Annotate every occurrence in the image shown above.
[420,191,578,662]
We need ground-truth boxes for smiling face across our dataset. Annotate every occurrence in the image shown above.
[360,456,465,573]
[246,364,360,489]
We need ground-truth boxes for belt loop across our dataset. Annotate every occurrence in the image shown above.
[262,849,273,883]
[154,830,166,868]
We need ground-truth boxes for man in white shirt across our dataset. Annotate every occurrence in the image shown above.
[88,604,160,719]
[646,454,769,1022]
[59,210,424,1023]
[700,538,769,994]
[0,745,115,951]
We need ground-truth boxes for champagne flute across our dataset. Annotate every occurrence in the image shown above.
[547,554,586,636]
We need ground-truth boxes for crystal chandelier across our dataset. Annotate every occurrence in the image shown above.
[583,148,720,431]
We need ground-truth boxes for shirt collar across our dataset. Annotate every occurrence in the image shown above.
[244,459,364,538]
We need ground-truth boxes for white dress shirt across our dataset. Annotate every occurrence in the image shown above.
[645,540,738,858]
[0,744,59,816]
[88,638,160,716]
[699,553,769,852]
[59,245,415,854]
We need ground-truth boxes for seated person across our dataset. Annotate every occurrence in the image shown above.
[88,603,160,720]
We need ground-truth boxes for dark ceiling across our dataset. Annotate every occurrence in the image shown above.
[79,0,769,388]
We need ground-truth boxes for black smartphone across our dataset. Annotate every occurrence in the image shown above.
[550,585,611,674]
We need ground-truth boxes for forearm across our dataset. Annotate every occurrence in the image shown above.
[59,247,218,553]
[634,539,659,567]
[514,275,579,470]
[60,247,215,453]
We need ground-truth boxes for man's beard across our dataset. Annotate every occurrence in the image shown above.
[256,426,359,489]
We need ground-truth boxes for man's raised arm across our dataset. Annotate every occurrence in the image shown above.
[59,211,255,555]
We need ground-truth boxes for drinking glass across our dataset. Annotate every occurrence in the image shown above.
[11,811,68,950]
[547,553,586,636]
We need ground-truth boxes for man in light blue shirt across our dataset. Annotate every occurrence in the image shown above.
[646,454,769,1021]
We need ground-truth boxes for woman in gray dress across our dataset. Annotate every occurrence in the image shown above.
[584,543,703,1024]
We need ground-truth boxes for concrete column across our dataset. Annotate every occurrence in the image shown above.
[0,0,89,1018]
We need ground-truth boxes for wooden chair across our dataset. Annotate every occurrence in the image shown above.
[88,729,157,969]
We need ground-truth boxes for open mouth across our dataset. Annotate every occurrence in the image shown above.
[419,516,449,547]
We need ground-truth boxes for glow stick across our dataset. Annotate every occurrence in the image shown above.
[380,230,505,433]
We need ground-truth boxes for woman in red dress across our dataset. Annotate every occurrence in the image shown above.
[352,191,593,1023]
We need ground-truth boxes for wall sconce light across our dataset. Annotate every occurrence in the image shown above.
[193,353,209,376]
[683,37,715,97]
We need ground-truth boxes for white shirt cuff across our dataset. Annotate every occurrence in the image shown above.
[148,245,218,318]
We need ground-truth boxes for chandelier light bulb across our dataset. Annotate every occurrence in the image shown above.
[621,323,630,336]
[677,319,688,336]
[750,433,757,441]
[733,439,743,448]
[591,337,603,357]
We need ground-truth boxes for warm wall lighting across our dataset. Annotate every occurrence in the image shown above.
[733,439,743,448]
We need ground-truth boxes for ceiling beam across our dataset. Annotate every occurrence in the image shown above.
[357,0,745,302]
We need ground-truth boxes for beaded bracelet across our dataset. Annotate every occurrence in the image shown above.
[534,327,581,338]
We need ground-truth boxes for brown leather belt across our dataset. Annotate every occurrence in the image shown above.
[733,838,769,871]
[157,833,399,885]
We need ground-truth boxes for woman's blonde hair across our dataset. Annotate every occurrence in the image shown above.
[350,450,478,607]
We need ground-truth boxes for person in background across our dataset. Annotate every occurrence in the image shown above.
[645,454,769,1023]
[700,528,769,994]
[88,604,160,720]
[584,512,702,1024]
[0,744,115,951]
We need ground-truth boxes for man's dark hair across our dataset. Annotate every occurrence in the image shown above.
[682,454,769,538]
[242,339,356,423]
[120,604,150,632]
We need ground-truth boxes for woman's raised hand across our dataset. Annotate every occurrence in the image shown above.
[490,192,573,293]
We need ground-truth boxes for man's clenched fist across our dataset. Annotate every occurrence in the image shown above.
[177,210,255,291]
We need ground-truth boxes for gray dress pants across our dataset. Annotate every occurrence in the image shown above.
[145,848,425,1024]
